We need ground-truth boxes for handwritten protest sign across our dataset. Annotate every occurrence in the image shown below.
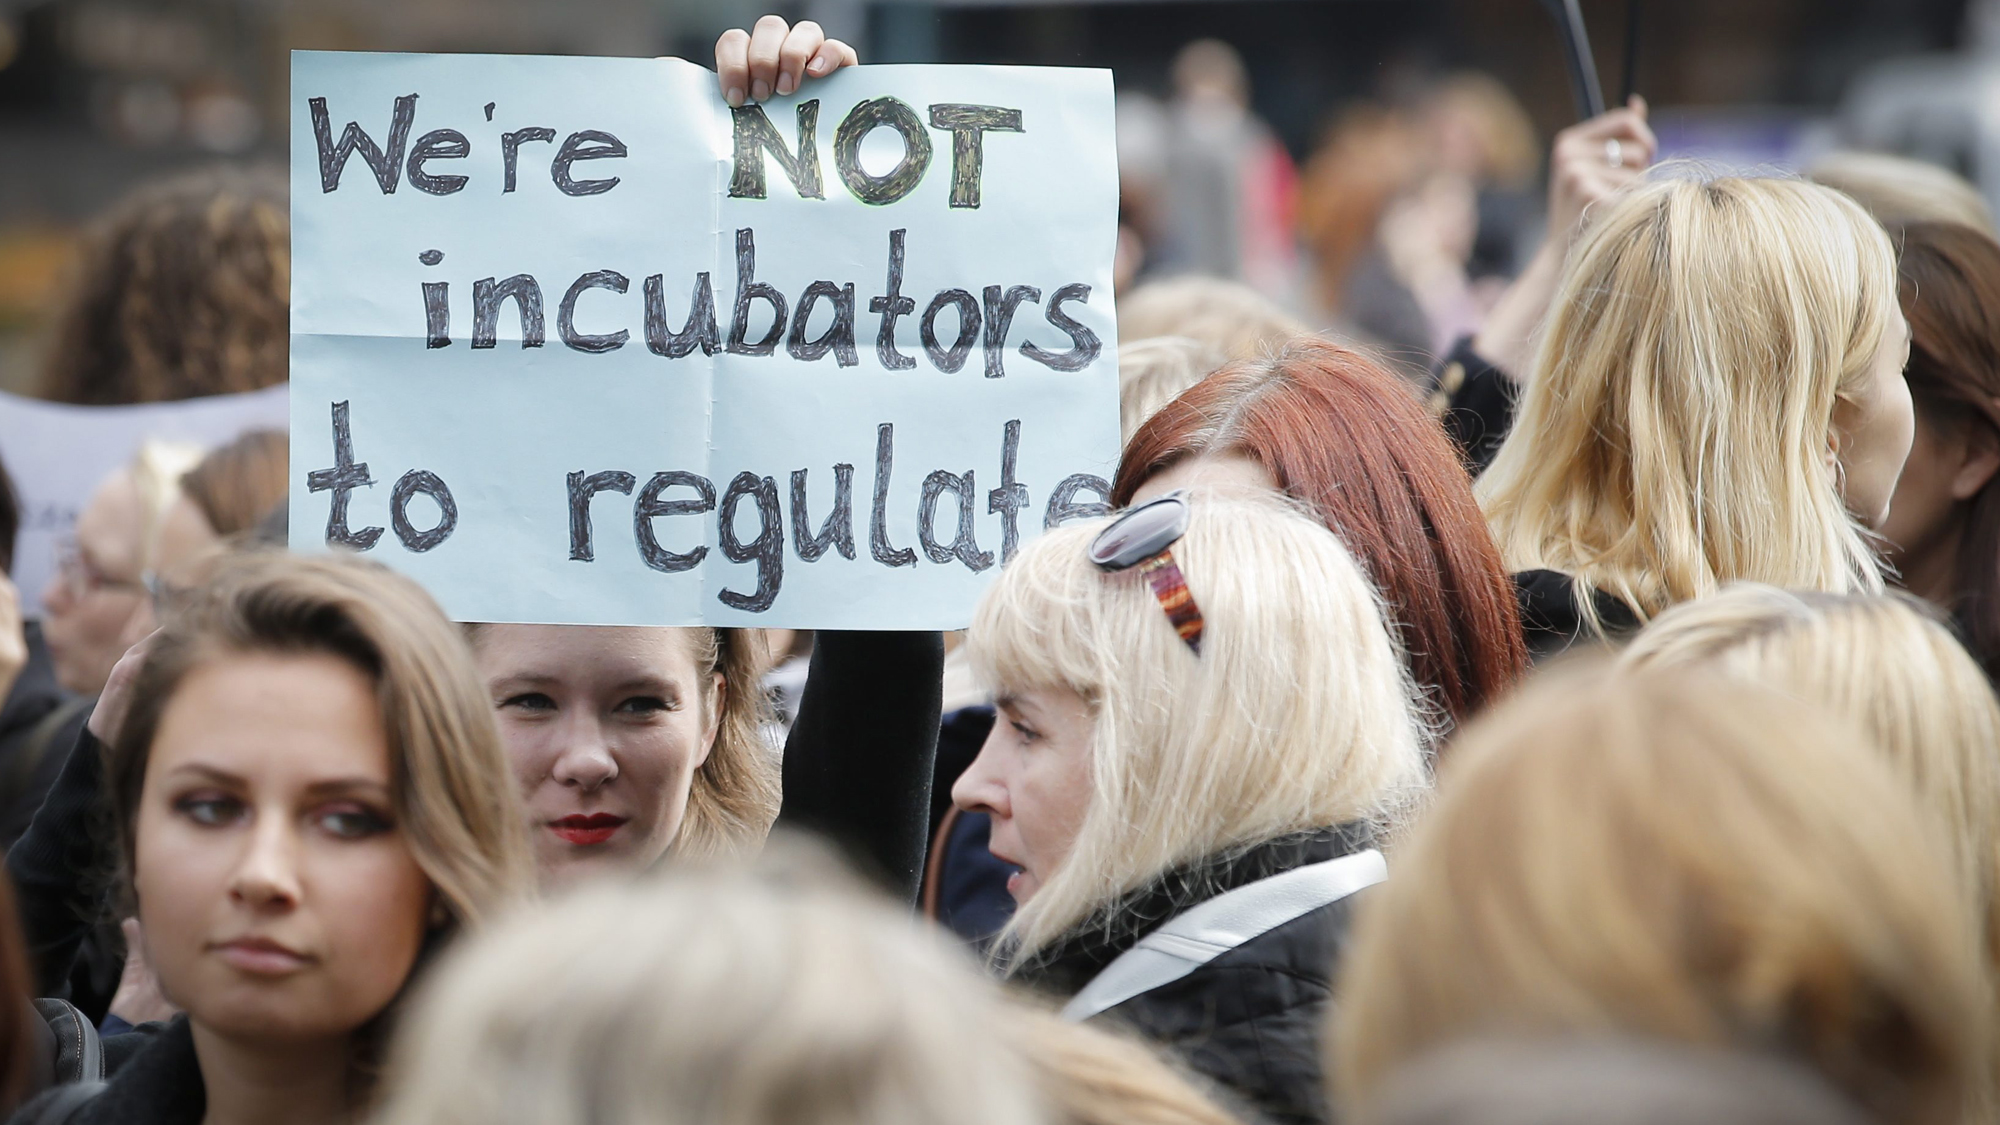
[0,386,289,618]
[289,51,1121,628]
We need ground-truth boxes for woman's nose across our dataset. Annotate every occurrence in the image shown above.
[550,718,619,791]
[951,737,1009,819]
[229,818,302,910]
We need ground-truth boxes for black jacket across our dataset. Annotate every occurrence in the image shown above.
[1430,336,1516,478]
[9,1018,196,1125]
[1013,826,1377,1125]
[0,626,85,850]
[1514,569,1641,663]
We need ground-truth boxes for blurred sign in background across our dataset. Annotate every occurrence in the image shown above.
[0,0,1986,389]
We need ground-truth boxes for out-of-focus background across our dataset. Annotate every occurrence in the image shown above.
[0,0,1985,386]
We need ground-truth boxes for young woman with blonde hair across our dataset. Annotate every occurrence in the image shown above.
[952,491,1428,1124]
[1477,174,1915,656]
[372,841,1050,1125]
[1333,662,1988,1125]
[1619,586,2000,983]
[9,552,535,1125]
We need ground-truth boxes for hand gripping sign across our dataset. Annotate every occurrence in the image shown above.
[289,51,1120,628]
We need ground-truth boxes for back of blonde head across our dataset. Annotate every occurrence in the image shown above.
[1478,174,1896,632]
[1118,336,1226,442]
[1116,276,1312,362]
[1333,663,1987,1125]
[375,840,1048,1125]
[1621,587,2000,974]
[970,493,1428,958]
[1809,151,1998,235]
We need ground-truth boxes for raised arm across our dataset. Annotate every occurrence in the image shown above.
[1434,98,1655,475]
[777,631,944,905]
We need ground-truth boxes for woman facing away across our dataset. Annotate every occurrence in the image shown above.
[951,491,1428,1125]
[373,842,1052,1125]
[1618,584,2000,1104]
[1476,174,1915,658]
[1114,336,1525,733]
[7,552,534,1125]
[1333,661,1988,1125]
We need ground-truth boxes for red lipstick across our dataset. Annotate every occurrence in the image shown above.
[550,813,627,846]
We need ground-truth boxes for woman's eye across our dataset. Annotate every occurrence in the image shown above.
[176,794,244,827]
[500,692,556,713]
[317,805,392,839]
[1010,720,1042,744]
[614,696,673,716]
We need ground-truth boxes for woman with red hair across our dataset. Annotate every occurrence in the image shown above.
[1114,337,1526,731]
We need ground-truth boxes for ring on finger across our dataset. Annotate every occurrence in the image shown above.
[1605,138,1624,168]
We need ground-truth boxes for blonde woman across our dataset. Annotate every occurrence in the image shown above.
[1333,662,1988,1125]
[10,552,534,1125]
[952,491,1427,1125]
[1477,175,1915,657]
[1620,587,2000,978]
[373,841,1050,1125]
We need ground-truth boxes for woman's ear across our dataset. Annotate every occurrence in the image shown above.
[428,891,450,930]
[1952,419,2000,501]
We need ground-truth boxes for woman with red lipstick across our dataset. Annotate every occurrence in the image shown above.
[469,624,942,898]
[951,492,1427,1125]
[8,552,533,1125]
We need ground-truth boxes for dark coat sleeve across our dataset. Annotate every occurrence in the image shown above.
[1428,336,1518,479]
[776,631,943,906]
[6,723,109,999]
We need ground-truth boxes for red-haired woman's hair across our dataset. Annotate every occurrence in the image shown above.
[1113,337,1527,728]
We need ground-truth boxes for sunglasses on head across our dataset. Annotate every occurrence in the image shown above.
[1088,490,1204,655]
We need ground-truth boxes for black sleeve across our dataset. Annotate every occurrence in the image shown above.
[1428,336,1519,478]
[6,722,109,998]
[776,631,944,906]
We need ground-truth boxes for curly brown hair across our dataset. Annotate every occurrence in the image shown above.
[37,165,288,404]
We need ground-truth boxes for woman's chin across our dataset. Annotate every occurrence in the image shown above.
[536,840,642,889]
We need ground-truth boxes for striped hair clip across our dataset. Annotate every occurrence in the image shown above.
[1088,491,1205,655]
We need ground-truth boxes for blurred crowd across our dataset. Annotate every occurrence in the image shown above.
[0,10,1994,1125]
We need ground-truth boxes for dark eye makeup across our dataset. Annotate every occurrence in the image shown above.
[316,803,394,839]
[175,791,246,827]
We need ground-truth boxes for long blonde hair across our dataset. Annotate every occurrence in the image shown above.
[969,492,1428,959]
[374,838,1050,1125]
[1620,586,2000,976]
[1333,661,1988,1125]
[674,627,781,858]
[1478,174,1898,634]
